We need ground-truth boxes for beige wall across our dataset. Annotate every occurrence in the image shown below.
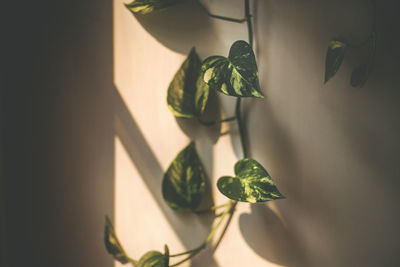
[113,0,400,267]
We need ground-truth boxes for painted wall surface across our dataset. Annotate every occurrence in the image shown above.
[114,0,400,267]
[3,0,400,267]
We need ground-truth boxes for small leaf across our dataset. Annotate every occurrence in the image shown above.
[350,64,369,87]
[201,40,264,98]
[162,141,206,210]
[138,245,169,267]
[167,48,210,118]
[217,158,285,203]
[325,39,347,83]
[125,0,181,15]
[104,216,130,264]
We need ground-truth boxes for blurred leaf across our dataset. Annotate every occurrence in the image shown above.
[162,141,205,210]
[104,216,130,264]
[325,39,347,83]
[217,158,285,203]
[350,64,369,87]
[167,48,210,118]
[201,40,264,98]
[138,245,169,267]
[125,0,182,15]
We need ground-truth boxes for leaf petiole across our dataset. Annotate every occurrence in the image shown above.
[170,244,205,258]
[194,201,231,214]
[169,201,235,266]
[170,250,200,267]
[128,257,138,266]
[204,200,234,244]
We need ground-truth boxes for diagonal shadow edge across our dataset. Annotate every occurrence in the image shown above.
[112,85,219,266]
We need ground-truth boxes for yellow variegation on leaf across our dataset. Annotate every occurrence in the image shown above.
[104,216,130,264]
[138,245,169,267]
[201,40,264,98]
[217,158,285,203]
[324,39,347,83]
[167,48,209,118]
[125,0,182,15]
[162,141,206,210]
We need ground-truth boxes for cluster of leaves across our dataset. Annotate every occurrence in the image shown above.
[324,35,376,87]
[104,38,285,260]
[163,39,284,209]
[104,0,285,266]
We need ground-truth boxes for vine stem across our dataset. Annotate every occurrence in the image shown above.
[128,257,138,266]
[236,0,252,160]
[194,201,232,214]
[169,1,254,265]
[169,201,234,266]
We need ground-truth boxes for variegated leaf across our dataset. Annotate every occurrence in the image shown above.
[325,39,347,83]
[162,141,205,210]
[217,158,285,203]
[125,0,181,15]
[201,40,264,98]
[104,216,130,264]
[138,245,169,267]
[167,47,209,118]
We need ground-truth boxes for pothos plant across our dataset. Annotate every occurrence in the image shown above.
[104,0,376,266]
[324,0,377,87]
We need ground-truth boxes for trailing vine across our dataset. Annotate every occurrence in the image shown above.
[104,0,376,266]
[105,0,285,266]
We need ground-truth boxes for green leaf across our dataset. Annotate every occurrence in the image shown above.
[201,40,264,98]
[138,245,169,267]
[217,158,285,203]
[104,216,130,264]
[125,0,182,15]
[167,47,210,118]
[324,39,347,83]
[350,64,369,87]
[162,141,206,210]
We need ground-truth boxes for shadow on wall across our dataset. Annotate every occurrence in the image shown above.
[113,86,221,266]
[133,0,218,55]
[239,204,307,267]
[245,0,400,267]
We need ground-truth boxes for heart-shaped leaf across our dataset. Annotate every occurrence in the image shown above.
[167,47,210,118]
[350,63,369,87]
[138,245,169,267]
[201,40,264,98]
[325,39,347,83]
[125,0,182,15]
[162,141,206,210]
[217,158,285,203]
[104,216,130,264]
